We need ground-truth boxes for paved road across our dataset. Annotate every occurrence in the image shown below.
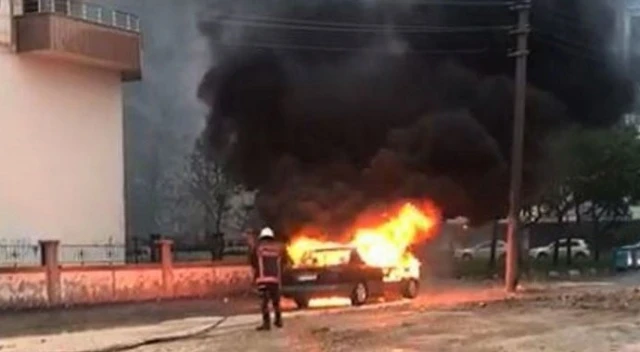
[0,279,499,339]
[0,296,260,338]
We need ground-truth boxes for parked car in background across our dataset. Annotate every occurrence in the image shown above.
[454,240,506,261]
[613,241,640,271]
[528,238,590,261]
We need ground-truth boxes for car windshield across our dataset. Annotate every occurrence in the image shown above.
[543,239,585,248]
[300,248,353,267]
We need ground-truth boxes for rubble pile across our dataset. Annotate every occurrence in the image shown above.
[456,287,640,312]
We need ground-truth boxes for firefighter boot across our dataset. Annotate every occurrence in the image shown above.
[256,313,271,331]
[274,313,283,328]
[256,323,271,331]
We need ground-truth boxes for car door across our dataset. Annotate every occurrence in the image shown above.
[555,239,568,257]
[495,241,506,257]
[348,251,384,295]
[475,242,492,259]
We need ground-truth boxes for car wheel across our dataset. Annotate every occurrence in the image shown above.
[401,279,419,299]
[461,253,472,261]
[351,282,368,306]
[294,296,309,309]
[536,252,549,261]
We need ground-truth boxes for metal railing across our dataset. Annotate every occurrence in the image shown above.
[0,234,246,267]
[59,244,126,265]
[127,236,153,263]
[22,0,140,32]
[0,244,41,267]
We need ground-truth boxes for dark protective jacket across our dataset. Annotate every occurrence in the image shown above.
[251,238,285,285]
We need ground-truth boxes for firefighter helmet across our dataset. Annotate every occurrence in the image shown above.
[259,227,275,239]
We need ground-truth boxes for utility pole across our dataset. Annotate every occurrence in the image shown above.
[505,0,531,293]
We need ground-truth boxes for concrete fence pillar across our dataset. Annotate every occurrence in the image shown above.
[156,239,174,298]
[39,240,61,306]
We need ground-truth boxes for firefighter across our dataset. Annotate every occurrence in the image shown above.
[251,227,284,331]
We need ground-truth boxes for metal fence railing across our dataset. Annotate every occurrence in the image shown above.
[0,233,250,267]
[127,236,153,263]
[0,244,41,267]
[22,0,140,32]
[59,244,126,265]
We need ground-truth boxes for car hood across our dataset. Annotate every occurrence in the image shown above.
[528,246,548,252]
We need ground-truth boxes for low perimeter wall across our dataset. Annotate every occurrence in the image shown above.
[0,240,253,309]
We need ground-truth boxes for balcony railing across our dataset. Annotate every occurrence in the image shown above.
[22,0,140,32]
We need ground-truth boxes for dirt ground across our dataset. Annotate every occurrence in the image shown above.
[6,279,640,351]
[128,283,640,352]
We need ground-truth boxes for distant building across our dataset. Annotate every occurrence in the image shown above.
[0,0,141,260]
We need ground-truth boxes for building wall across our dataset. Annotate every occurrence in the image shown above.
[0,49,125,246]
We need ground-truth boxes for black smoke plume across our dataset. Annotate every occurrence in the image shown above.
[196,0,635,236]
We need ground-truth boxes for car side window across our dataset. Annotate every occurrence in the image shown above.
[550,239,567,247]
[349,251,365,265]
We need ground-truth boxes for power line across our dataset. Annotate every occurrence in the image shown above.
[532,36,606,63]
[214,18,513,34]
[202,0,514,30]
[532,4,602,30]
[533,14,604,35]
[396,0,514,6]
[212,40,491,54]
[533,29,602,55]
[211,11,513,30]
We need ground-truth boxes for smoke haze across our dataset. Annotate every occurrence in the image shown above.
[196,0,635,236]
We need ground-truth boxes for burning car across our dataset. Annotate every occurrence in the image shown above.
[282,245,419,308]
[282,202,438,309]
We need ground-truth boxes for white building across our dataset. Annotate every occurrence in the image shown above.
[0,0,141,262]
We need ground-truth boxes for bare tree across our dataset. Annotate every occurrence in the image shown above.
[186,137,236,234]
[228,192,257,233]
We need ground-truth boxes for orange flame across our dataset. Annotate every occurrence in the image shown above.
[287,201,441,282]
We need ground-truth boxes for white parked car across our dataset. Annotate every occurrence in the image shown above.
[528,238,590,260]
[454,240,507,261]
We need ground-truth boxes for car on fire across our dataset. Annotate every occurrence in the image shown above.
[281,245,420,309]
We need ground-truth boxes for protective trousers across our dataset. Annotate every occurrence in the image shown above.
[259,283,282,327]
